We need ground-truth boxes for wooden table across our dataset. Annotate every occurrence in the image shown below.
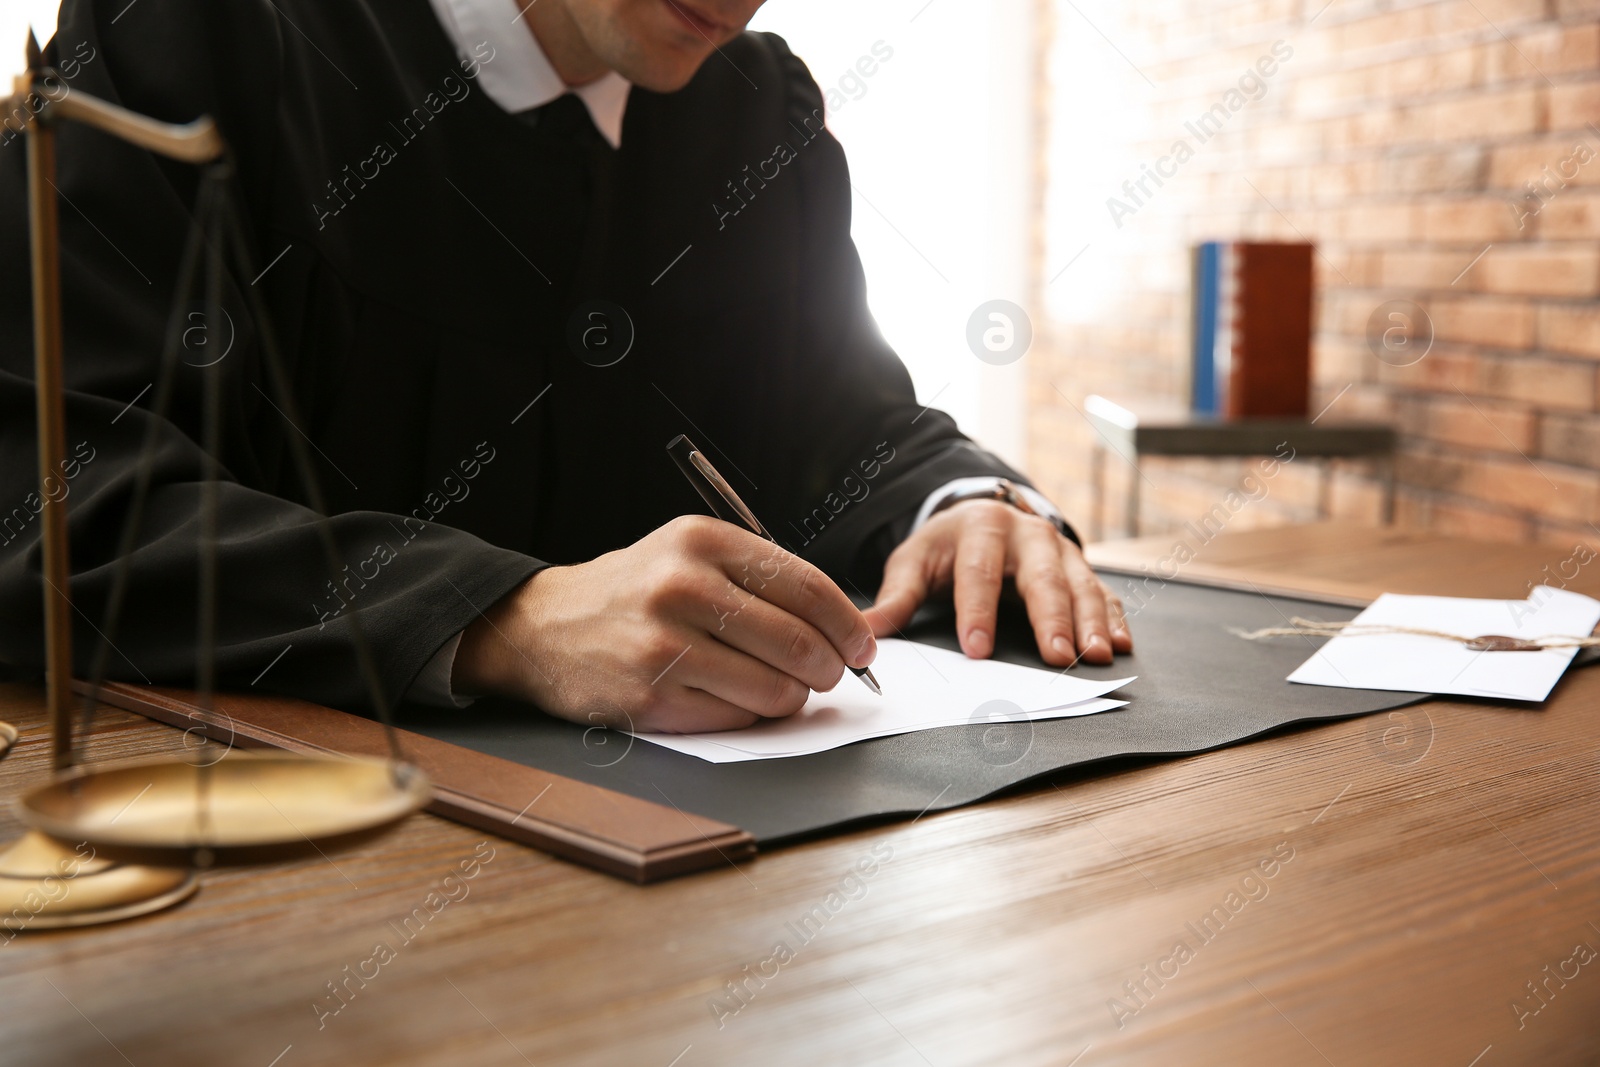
[3,522,1597,1066]
[1084,395,1397,539]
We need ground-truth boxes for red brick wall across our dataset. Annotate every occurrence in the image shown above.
[1029,0,1599,548]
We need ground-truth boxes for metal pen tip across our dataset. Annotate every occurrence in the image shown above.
[858,667,881,696]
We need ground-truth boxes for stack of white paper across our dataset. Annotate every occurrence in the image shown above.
[631,638,1134,763]
[1287,586,1600,702]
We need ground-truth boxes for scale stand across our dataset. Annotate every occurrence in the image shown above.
[0,31,430,929]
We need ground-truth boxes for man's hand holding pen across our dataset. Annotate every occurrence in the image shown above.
[452,516,879,733]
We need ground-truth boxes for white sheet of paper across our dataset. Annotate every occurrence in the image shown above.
[651,697,1130,764]
[629,638,1135,763]
[1286,586,1600,702]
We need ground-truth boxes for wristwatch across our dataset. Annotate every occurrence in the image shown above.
[928,478,1072,538]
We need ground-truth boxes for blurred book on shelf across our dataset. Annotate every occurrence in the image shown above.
[1190,241,1313,419]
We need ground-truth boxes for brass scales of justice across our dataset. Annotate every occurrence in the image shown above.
[0,32,432,928]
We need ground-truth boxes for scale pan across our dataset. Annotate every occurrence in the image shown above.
[0,831,198,929]
[17,751,432,865]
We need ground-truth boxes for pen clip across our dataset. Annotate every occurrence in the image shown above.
[687,451,771,540]
[666,434,769,537]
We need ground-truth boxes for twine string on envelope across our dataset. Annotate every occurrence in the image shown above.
[1232,617,1600,652]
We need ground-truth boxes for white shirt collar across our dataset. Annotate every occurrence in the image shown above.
[426,0,630,148]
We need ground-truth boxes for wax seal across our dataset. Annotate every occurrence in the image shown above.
[1463,635,1542,652]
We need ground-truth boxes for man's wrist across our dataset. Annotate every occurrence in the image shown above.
[452,573,540,700]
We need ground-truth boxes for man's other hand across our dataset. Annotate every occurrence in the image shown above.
[863,500,1132,666]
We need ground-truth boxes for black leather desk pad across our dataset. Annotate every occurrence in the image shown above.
[395,577,1466,844]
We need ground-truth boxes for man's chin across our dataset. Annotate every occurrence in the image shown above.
[606,38,720,92]
[621,61,706,93]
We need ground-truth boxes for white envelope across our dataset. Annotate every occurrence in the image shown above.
[1287,586,1600,702]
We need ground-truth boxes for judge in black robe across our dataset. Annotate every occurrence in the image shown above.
[0,0,1126,720]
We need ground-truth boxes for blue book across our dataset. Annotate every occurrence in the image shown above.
[1191,241,1220,415]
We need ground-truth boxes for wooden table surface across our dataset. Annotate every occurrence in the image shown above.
[3,522,1598,1066]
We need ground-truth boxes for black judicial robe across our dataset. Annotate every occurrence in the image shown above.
[0,0,1062,712]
